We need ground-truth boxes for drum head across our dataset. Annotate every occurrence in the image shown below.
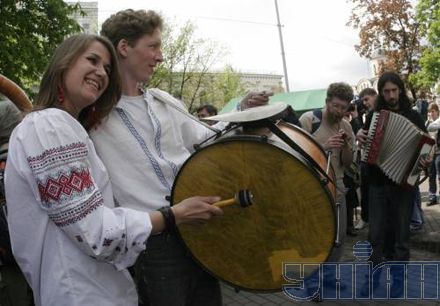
[205,102,288,123]
[171,138,335,292]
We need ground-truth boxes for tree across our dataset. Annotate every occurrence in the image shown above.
[347,0,424,98]
[410,0,440,92]
[148,19,243,112]
[201,65,246,111]
[0,0,82,95]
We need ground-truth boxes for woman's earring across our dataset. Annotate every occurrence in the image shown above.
[88,105,99,129]
[57,86,65,103]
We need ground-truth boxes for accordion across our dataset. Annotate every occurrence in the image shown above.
[361,110,434,186]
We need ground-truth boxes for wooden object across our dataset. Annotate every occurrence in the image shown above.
[213,189,253,208]
[0,74,32,112]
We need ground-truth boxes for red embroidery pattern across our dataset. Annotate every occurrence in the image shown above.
[38,169,94,204]
[28,142,104,227]
[49,191,103,227]
[28,142,88,173]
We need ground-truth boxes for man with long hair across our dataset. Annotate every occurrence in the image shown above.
[356,71,427,298]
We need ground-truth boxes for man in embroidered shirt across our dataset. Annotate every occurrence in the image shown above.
[91,9,270,306]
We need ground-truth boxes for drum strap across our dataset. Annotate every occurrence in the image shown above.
[311,109,322,134]
[265,120,335,186]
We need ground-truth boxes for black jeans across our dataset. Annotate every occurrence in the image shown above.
[133,231,222,306]
[360,162,369,222]
[368,185,413,267]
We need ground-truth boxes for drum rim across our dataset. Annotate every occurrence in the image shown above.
[171,136,337,292]
[278,121,332,163]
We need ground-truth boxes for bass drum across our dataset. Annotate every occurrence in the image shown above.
[171,121,336,292]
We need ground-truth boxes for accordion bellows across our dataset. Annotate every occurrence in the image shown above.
[361,110,434,186]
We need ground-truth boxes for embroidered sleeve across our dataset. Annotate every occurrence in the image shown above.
[17,110,150,269]
[29,142,100,226]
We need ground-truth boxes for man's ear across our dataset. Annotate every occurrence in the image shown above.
[116,39,130,58]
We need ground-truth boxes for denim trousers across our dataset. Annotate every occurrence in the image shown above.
[133,231,222,306]
[368,185,413,267]
[410,186,424,226]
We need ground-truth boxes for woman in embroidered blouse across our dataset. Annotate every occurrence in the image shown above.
[5,34,222,306]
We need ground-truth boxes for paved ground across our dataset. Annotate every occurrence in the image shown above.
[221,180,440,305]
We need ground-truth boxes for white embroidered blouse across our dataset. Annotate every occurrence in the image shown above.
[5,109,151,306]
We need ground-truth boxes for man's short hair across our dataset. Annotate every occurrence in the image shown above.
[101,9,163,48]
[0,100,22,147]
[326,82,354,103]
[359,88,377,98]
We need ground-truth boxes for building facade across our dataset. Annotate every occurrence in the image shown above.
[239,72,284,94]
[354,49,385,95]
[67,1,98,35]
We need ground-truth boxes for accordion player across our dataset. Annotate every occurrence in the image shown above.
[361,110,435,187]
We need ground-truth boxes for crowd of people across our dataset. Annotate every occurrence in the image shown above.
[297,74,436,300]
[0,7,438,306]
[0,9,270,306]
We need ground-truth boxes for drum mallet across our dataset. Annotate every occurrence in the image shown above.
[213,190,254,208]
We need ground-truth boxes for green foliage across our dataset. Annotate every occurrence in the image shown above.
[412,0,440,90]
[202,65,246,110]
[148,19,244,112]
[0,0,83,95]
[347,0,424,97]
[410,48,440,91]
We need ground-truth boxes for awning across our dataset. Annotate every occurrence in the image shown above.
[221,88,327,115]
